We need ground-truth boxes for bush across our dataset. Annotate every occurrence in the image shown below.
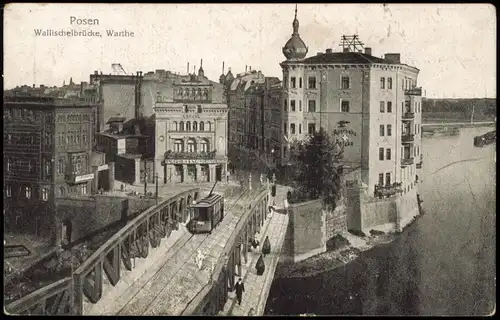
[348,229,366,237]
[326,234,351,251]
[262,236,271,255]
[370,229,385,236]
[255,254,265,275]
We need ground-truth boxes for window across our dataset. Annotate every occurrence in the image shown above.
[41,188,49,201]
[341,100,350,112]
[380,101,385,113]
[173,121,178,131]
[308,76,316,89]
[199,121,204,131]
[299,100,302,112]
[283,146,287,157]
[308,100,316,112]
[200,139,209,152]
[388,77,393,89]
[174,139,183,152]
[385,173,391,186]
[380,125,385,136]
[386,148,392,160]
[284,100,288,112]
[6,185,12,197]
[299,124,302,134]
[7,158,12,172]
[341,76,350,89]
[291,100,296,112]
[291,77,296,88]
[186,121,191,131]
[402,79,405,89]
[290,123,296,134]
[378,173,384,186]
[193,121,198,131]
[187,139,196,152]
[299,77,302,88]
[379,148,384,160]
[387,101,392,113]
[380,77,385,89]
[81,184,87,195]
[207,122,212,131]
[308,123,316,135]
[284,122,288,134]
[179,121,185,131]
[386,124,392,136]
[25,186,32,199]
[28,159,33,172]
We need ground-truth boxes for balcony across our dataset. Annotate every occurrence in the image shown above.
[401,134,415,143]
[401,157,414,166]
[402,112,415,120]
[374,182,403,199]
[65,172,95,184]
[405,87,422,96]
[164,150,216,160]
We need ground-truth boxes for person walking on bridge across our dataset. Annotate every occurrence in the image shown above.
[235,277,245,305]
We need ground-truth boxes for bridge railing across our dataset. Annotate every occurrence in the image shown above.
[5,188,200,316]
[182,184,269,315]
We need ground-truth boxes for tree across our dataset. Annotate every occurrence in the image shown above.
[290,128,343,210]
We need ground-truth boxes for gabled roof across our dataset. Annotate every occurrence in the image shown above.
[300,52,387,64]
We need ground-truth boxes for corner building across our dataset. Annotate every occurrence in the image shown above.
[280,8,423,196]
[154,68,228,184]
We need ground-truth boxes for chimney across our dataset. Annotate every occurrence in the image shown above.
[343,47,350,53]
[245,65,248,72]
[364,47,372,55]
[325,48,332,53]
[187,62,190,74]
[33,84,35,88]
[249,66,252,71]
[222,61,225,75]
[384,53,401,64]
[317,52,323,56]
[94,70,98,75]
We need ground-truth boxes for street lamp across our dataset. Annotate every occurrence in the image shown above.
[143,162,148,196]
[155,173,159,204]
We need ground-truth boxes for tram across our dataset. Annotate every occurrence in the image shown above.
[187,182,224,234]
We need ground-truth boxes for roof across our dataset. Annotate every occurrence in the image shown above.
[300,52,387,64]
[192,193,223,207]
[106,117,127,124]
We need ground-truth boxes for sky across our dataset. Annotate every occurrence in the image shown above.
[3,3,496,99]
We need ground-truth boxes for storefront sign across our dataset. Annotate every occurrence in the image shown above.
[333,128,357,147]
[97,164,109,171]
[75,173,94,183]
[165,159,219,165]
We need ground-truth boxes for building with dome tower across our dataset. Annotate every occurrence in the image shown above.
[280,5,423,230]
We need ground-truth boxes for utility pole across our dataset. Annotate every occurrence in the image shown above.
[143,162,148,196]
[155,173,159,204]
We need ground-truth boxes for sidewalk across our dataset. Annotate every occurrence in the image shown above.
[219,186,290,316]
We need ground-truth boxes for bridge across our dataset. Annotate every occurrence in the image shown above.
[422,121,495,131]
[5,180,290,316]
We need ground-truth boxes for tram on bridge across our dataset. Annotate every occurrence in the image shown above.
[187,182,225,234]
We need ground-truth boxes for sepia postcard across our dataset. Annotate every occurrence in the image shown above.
[3,3,496,316]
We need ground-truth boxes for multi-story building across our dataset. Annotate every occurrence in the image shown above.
[3,96,99,239]
[154,66,229,184]
[279,7,423,197]
[225,69,283,169]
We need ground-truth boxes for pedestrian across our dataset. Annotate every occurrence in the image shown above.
[235,277,245,305]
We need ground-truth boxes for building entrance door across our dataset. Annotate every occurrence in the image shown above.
[215,165,222,182]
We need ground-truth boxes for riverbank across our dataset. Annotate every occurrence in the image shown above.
[275,208,424,280]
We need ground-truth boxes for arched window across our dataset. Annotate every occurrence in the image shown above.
[173,121,178,131]
[179,121,185,131]
[187,139,196,153]
[186,121,191,131]
[191,88,196,98]
[207,121,212,131]
[200,139,209,152]
[174,139,184,152]
[193,121,198,131]
[60,187,66,197]
[7,158,11,172]
[199,121,204,131]
[58,159,64,175]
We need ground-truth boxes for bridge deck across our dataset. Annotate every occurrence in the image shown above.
[98,188,265,316]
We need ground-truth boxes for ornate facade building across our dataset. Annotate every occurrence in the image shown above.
[3,96,105,240]
[225,68,283,170]
[280,6,423,197]
[154,66,228,184]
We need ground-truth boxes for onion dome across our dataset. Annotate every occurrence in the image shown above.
[282,5,308,60]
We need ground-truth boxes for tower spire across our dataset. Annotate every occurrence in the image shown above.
[292,4,300,35]
[295,4,297,20]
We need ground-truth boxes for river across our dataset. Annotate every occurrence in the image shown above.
[264,127,496,316]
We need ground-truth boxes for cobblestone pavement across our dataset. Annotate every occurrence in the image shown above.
[219,185,290,316]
